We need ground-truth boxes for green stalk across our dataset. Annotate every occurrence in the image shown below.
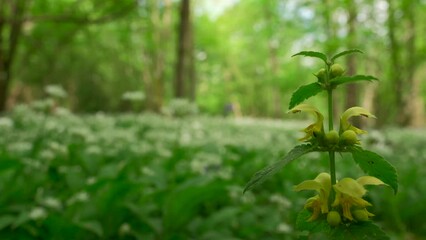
[327,88,337,209]
[327,89,333,131]
[327,89,336,186]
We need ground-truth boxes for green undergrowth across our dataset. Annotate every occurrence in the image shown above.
[0,105,424,239]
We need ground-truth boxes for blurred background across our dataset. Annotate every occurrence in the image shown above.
[1,0,425,126]
[0,0,426,239]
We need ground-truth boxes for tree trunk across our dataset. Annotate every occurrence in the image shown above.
[403,0,421,126]
[263,0,281,118]
[142,0,172,112]
[344,0,360,126]
[386,0,404,125]
[174,0,194,100]
[0,0,28,112]
[187,16,195,101]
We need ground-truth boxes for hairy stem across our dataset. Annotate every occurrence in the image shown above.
[327,88,337,206]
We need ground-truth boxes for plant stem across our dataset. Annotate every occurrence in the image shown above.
[327,89,333,131]
[327,88,337,191]
[328,151,336,185]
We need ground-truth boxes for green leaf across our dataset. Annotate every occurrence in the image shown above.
[330,222,390,240]
[0,160,21,172]
[244,144,315,193]
[12,211,30,229]
[288,82,323,109]
[351,148,398,194]
[164,178,226,231]
[296,209,389,240]
[75,221,103,237]
[292,51,328,63]
[331,75,378,87]
[296,209,331,234]
[0,215,15,231]
[331,49,363,61]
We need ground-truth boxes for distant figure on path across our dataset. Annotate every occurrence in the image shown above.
[223,101,242,117]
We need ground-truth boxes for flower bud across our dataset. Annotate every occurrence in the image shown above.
[330,64,344,78]
[327,211,341,227]
[352,209,369,222]
[340,130,358,145]
[325,130,339,145]
[315,68,326,82]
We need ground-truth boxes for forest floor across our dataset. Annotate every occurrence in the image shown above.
[0,105,424,239]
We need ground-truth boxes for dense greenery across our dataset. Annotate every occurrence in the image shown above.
[0,104,424,239]
[1,0,424,126]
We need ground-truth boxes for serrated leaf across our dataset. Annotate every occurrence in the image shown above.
[296,209,390,240]
[244,144,315,193]
[331,75,378,87]
[288,82,323,109]
[331,49,363,61]
[351,148,398,194]
[330,222,390,240]
[292,51,328,63]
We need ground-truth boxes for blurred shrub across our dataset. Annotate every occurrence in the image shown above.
[162,98,198,118]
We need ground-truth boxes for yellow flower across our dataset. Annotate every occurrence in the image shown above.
[303,196,322,221]
[339,107,376,134]
[288,104,324,141]
[332,176,386,221]
[294,172,331,221]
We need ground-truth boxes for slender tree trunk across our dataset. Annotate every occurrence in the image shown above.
[264,0,281,118]
[386,0,404,125]
[0,1,7,111]
[344,0,360,126]
[187,15,195,101]
[403,0,420,126]
[0,0,28,111]
[155,0,171,109]
[174,0,194,100]
[142,0,171,112]
[384,0,420,126]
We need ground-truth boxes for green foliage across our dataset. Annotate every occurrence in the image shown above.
[6,0,426,120]
[288,82,323,110]
[16,0,150,112]
[163,178,227,232]
[291,51,328,64]
[0,107,422,238]
[244,144,315,193]
[331,75,379,87]
[2,106,310,239]
[162,99,199,118]
[351,148,398,194]
[331,49,363,61]
[296,209,332,235]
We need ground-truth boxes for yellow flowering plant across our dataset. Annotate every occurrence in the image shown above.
[244,50,398,239]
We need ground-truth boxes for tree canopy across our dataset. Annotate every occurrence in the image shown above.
[1,0,425,126]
